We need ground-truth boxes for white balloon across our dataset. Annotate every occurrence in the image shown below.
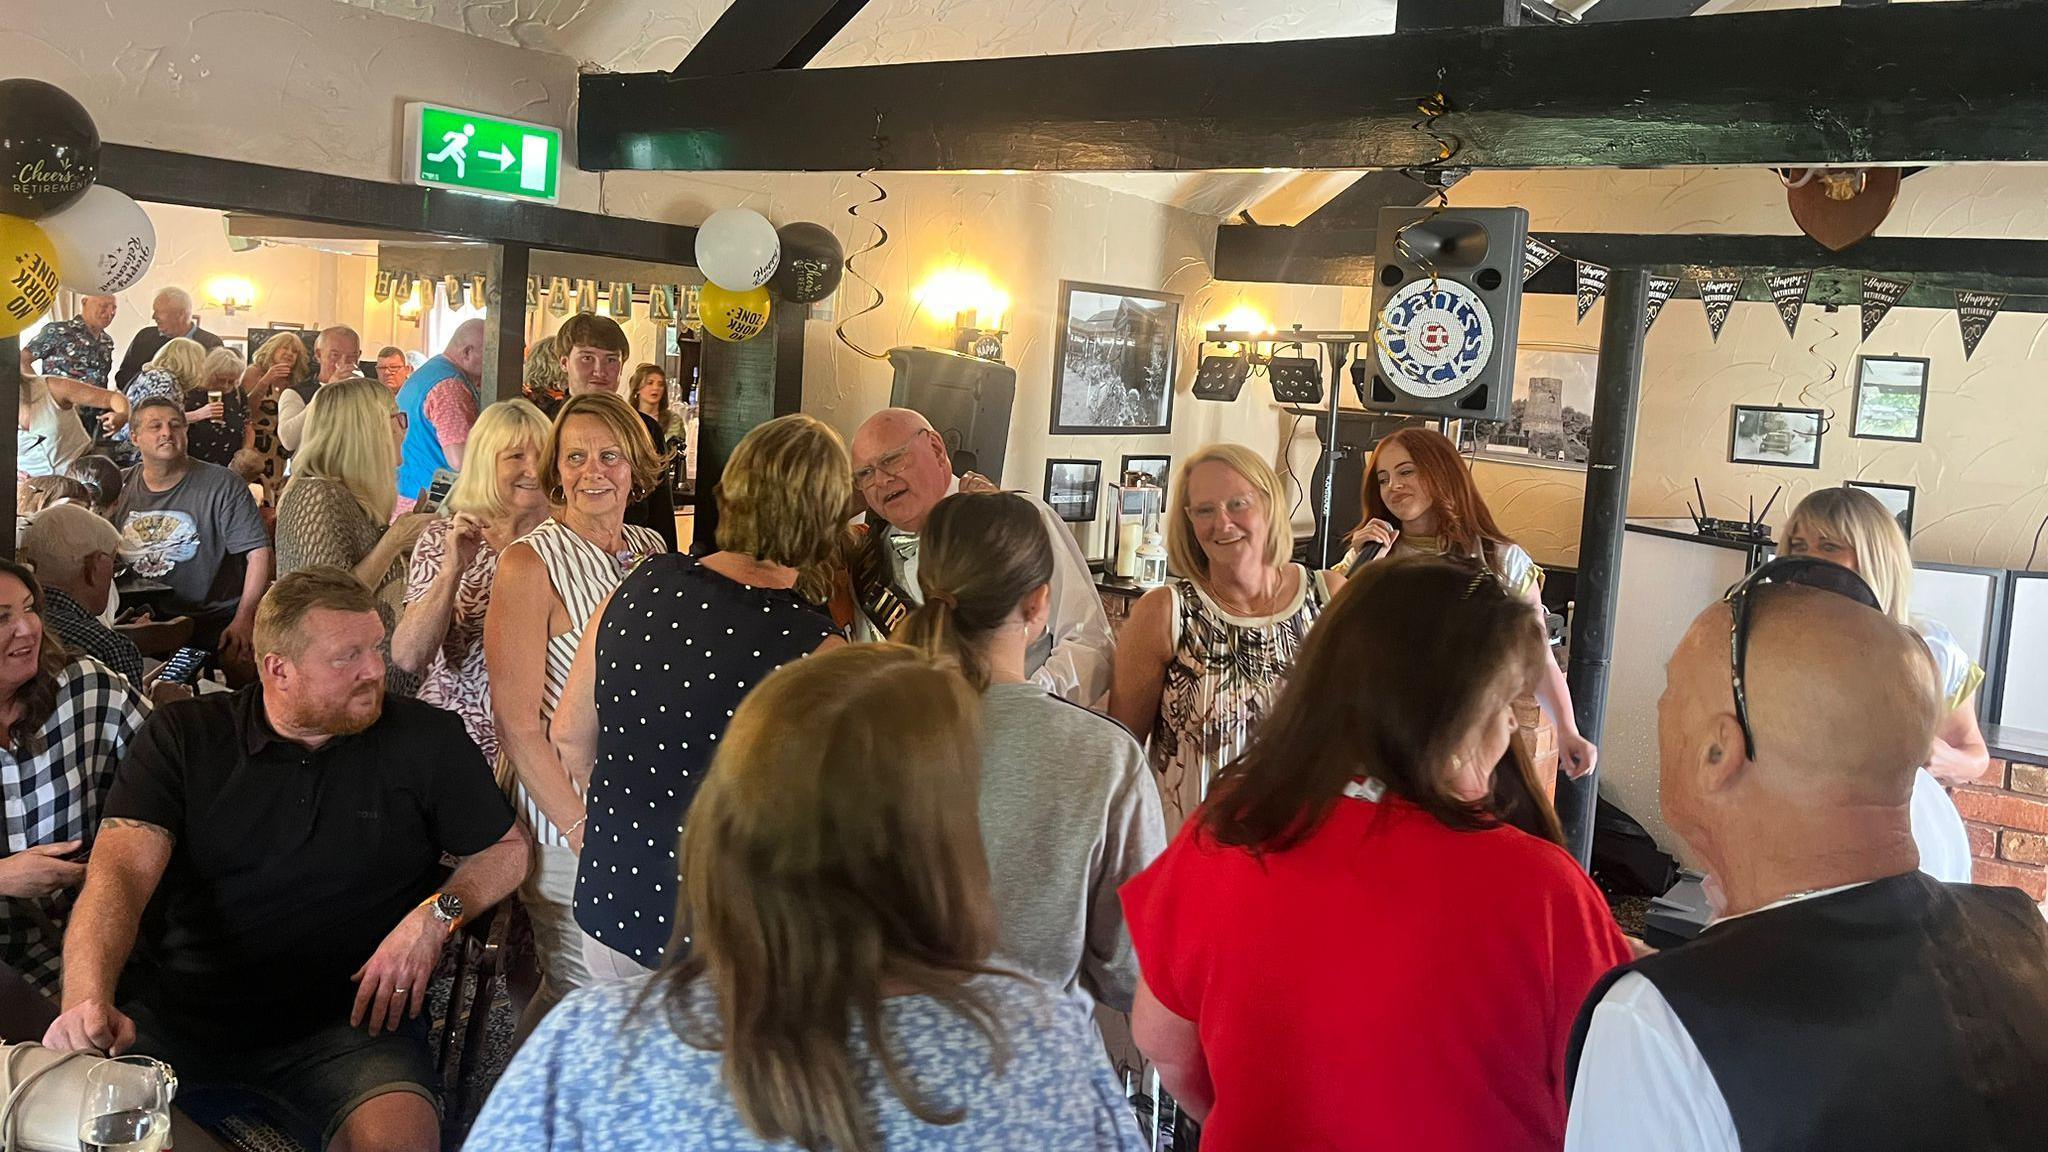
[40,185,156,295]
[694,208,780,292]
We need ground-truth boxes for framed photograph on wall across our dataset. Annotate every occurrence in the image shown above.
[1119,454,1172,497]
[1846,480,1916,538]
[1455,343,1600,469]
[1851,355,1930,442]
[1729,405,1825,469]
[1043,459,1103,523]
[1050,282,1181,435]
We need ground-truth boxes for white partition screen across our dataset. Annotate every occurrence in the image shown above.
[1910,565,1999,673]
[1602,528,1754,868]
[1999,577,2048,731]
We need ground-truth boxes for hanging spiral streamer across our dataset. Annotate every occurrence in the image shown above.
[835,169,893,362]
[1796,288,1843,435]
[1393,80,1464,290]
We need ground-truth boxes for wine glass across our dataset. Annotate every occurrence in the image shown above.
[76,1056,176,1152]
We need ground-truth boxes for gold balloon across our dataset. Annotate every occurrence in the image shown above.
[0,214,61,339]
[700,282,773,342]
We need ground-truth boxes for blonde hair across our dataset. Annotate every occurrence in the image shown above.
[713,414,852,603]
[287,376,399,522]
[255,567,380,660]
[1166,442,1295,587]
[894,494,1052,690]
[200,346,245,387]
[252,331,310,384]
[447,399,552,521]
[1783,487,1915,623]
[540,392,664,503]
[523,336,566,398]
[147,337,208,392]
[658,644,1004,1152]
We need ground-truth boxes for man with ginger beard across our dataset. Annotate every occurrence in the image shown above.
[1564,558,2048,1152]
[46,568,526,1152]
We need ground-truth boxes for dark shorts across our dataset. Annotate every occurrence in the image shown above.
[124,1000,438,1149]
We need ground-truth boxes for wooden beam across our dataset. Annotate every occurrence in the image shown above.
[1215,226,2048,310]
[578,0,2048,173]
[1576,0,1711,22]
[672,0,873,76]
[483,243,530,406]
[97,145,697,266]
[1398,0,1521,32]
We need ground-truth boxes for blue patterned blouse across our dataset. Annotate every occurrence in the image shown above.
[466,974,1147,1152]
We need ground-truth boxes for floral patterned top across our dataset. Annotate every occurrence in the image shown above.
[405,516,504,761]
[24,318,113,387]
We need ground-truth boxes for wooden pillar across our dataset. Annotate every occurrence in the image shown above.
[1559,267,1650,868]
[692,305,807,551]
[484,244,531,405]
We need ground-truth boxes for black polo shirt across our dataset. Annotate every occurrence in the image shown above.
[101,686,514,1045]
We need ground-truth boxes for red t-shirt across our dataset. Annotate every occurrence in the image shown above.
[1120,792,1630,1152]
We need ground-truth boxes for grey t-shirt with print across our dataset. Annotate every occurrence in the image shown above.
[112,460,269,622]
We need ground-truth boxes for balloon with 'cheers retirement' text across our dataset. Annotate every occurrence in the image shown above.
[0,79,101,219]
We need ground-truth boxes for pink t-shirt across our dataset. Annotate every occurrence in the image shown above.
[423,375,479,452]
[1121,792,1630,1152]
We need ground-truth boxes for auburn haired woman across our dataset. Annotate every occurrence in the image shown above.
[1339,426,1596,777]
[467,645,1145,1152]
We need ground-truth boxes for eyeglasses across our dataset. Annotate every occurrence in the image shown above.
[1723,555,1882,759]
[851,431,930,490]
[1186,493,1258,523]
[389,411,410,431]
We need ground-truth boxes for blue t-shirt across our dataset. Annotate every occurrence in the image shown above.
[394,353,469,498]
[466,975,1146,1152]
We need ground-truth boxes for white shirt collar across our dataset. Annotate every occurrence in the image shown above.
[1710,879,1876,928]
[880,474,963,541]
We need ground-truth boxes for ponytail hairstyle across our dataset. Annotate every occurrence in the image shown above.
[893,493,1053,690]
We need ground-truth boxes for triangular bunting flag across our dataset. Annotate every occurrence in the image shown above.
[546,277,570,317]
[469,274,488,310]
[1644,276,1678,334]
[1861,275,1910,342]
[1698,274,1743,342]
[1524,237,1561,284]
[1575,261,1610,323]
[1956,290,2005,359]
[372,270,393,302]
[442,275,464,311]
[1768,271,1812,337]
[574,279,598,315]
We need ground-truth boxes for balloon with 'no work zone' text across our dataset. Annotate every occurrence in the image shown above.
[0,213,61,339]
[700,282,773,342]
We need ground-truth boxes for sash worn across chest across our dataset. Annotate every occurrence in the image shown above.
[851,521,919,636]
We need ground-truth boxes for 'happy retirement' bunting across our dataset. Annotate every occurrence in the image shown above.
[1861,275,1910,342]
[1575,261,1610,323]
[1524,237,1561,284]
[1768,272,1813,338]
[1956,290,2005,359]
[1644,276,1678,334]
[1698,274,1744,342]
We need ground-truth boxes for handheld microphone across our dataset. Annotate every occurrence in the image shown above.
[1354,540,1385,563]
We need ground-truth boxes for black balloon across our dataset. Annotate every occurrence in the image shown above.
[0,80,100,220]
[770,222,845,304]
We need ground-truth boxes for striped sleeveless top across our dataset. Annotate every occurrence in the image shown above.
[500,517,666,847]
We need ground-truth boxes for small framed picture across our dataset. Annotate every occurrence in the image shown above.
[1846,480,1916,538]
[1043,459,1103,523]
[1851,355,1930,443]
[1050,281,1181,436]
[1729,405,1825,469]
[1120,454,1172,497]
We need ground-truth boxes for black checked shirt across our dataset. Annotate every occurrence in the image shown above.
[41,588,145,689]
[0,659,151,992]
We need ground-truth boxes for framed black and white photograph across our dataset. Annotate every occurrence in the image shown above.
[1050,281,1181,435]
[1456,343,1599,469]
[1043,459,1103,523]
[1729,405,1825,469]
[1847,480,1916,537]
[1120,454,1172,497]
[1851,355,1930,442]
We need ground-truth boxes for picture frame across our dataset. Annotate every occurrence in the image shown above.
[1846,480,1916,538]
[1850,355,1930,443]
[1050,281,1181,435]
[1043,459,1103,523]
[1455,342,1600,470]
[1119,454,1172,502]
[1728,404,1825,469]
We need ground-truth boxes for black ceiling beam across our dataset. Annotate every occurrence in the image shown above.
[578,0,2048,174]
[96,145,696,266]
[1397,0,1521,32]
[1576,0,1711,22]
[671,0,874,77]
[1214,225,2048,311]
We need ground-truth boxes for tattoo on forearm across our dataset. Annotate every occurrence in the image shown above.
[99,818,176,845]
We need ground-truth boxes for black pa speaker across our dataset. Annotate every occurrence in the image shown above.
[887,347,1017,481]
[1360,206,1527,421]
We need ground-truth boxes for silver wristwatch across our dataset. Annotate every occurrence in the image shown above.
[429,891,462,930]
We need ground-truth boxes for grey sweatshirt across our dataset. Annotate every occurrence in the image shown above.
[978,681,1167,1014]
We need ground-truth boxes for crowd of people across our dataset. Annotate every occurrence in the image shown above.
[8,287,2047,1152]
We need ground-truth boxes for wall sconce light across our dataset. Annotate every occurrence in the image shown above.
[916,268,1010,361]
[206,275,256,317]
[396,282,424,325]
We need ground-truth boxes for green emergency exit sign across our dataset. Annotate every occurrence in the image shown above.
[403,103,562,203]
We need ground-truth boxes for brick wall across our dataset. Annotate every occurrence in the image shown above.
[1956,760,2048,903]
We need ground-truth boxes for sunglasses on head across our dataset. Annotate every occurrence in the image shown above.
[1723,555,1883,760]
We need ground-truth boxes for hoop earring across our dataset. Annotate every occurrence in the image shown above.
[548,484,566,504]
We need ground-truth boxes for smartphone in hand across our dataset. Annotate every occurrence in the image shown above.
[415,468,459,517]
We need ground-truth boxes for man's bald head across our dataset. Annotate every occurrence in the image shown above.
[445,318,487,380]
[1659,585,1940,885]
[850,408,951,533]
